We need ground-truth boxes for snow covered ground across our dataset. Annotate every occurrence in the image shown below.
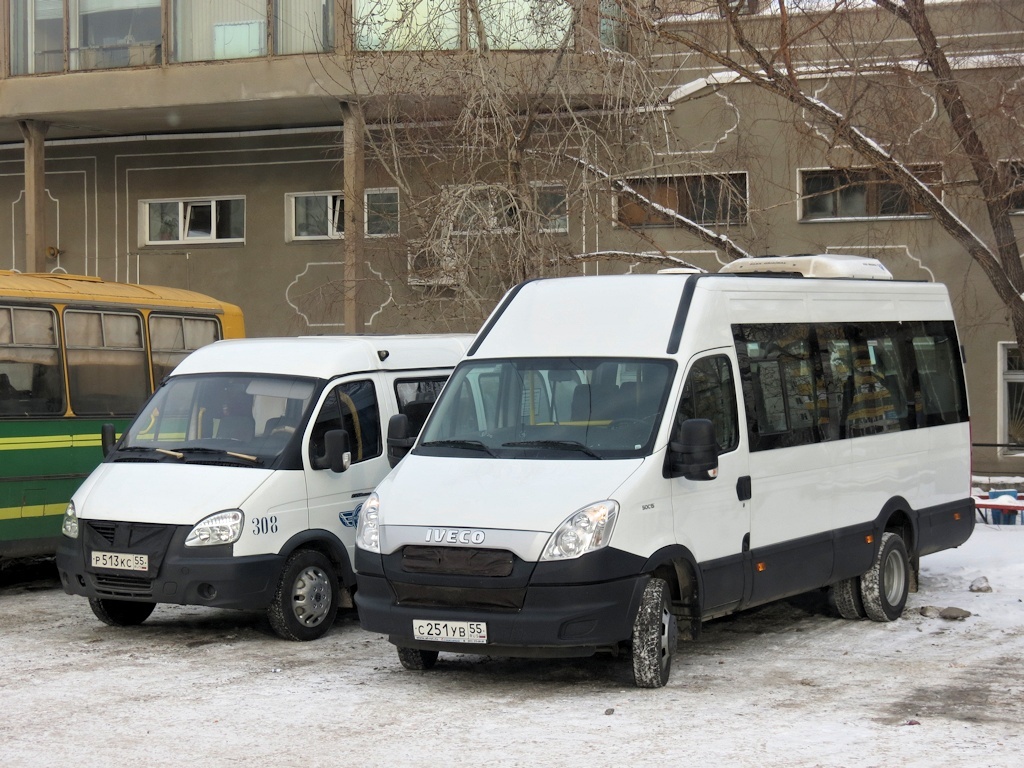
[1,523,1021,768]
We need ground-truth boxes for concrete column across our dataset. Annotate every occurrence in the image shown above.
[18,120,49,274]
[341,102,365,331]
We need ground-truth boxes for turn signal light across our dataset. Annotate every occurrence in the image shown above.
[756,562,767,572]
[865,534,874,544]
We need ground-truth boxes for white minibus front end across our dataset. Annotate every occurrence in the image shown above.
[56,334,472,640]
[354,257,974,686]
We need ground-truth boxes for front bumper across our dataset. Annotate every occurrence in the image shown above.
[56,520,283,611]
[354,545,650,656]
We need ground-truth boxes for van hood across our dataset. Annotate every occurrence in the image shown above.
[73,463,275,526]
[375,455,644,534]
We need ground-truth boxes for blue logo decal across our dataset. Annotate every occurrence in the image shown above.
[339,502,363,528]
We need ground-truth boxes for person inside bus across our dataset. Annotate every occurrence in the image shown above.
[217,386,255,441]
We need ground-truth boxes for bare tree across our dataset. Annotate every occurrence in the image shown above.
[644,0,1024,346]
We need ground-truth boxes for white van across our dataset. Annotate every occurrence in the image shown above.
[353,256,974,687]
[56,334,472,640]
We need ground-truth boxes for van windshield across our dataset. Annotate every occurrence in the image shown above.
[117,374,318,465]
[418,358,676,459]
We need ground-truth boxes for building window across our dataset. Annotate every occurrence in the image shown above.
[274,0,334,55]
[366,189,400,237]
[535,184,569,234]
[287,192,343,240]
[354,0,573,52]
[617,173,748,227]
[1002,344,1024,452]
[1004,161,1024,213]
[143,198,246,244]
[801,165,942,220]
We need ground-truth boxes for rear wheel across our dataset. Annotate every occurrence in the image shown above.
[831,577,866,619]
[397,646,439,670]
[267,549,339,641]
[89,598,155,627]
[860,532,910,622]
[630,577,677,689]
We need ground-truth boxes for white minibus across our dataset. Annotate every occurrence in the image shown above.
[56,334,472,640]
[354,256,974,686]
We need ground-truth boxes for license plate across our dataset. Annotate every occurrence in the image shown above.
[412,619,488,644]
[91,551,148,572]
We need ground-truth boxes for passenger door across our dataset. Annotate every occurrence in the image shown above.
[305,376,388,558]
[670,351,751,616]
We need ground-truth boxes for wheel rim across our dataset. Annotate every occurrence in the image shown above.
[292,566,332,627]
[882,549,906,606]
[659,601,677,670]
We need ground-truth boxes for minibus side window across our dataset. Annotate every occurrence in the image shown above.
[394,377,448,433]
[676,355,739,453]
[0,306,64,415]
[309,380,381,465]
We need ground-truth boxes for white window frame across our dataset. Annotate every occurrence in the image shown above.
[141,197,246,245]
[286,191,344,242]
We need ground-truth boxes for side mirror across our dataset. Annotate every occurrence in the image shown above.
[387,413,415,468]
[101,423,117,458]
[665,418,719,481]
[315,429,351,473]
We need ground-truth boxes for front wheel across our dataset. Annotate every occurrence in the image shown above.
[89,598,155,627]
[630,577,677,689]
[397,646,439,670]
[860,532,910,622]
[831,577,866,620]
[267,549,339,641]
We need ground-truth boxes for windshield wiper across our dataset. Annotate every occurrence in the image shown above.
[165,446,262,464]
[420,439,497,457]
[502,440,601,459]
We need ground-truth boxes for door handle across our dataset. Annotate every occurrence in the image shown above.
[736,476,752,501]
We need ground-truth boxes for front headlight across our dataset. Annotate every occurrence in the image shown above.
[185,510,244,547]
[355,493,381,553]
[541,500,619,561]
[61,501,79,539]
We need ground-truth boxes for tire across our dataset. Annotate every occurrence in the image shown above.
[831,577,866,620]
[397,646,439,670]
[860,532,910,622]
[630,577,677,689]
[89,598,155,627]
[267,549,339,641]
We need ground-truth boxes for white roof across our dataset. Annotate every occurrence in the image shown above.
[171,334,474,379]
[719,254,894,279]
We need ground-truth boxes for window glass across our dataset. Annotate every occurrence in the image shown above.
[366,189,400,236]
[0,307,64,416]
[676,355,739,453]
[419,358,675,459]
[144,199,245,244]
[290,193,343,239]
[734,319,966,452]
[309,380,382,466]
[173,0,267,62]
[64,310,148,416]
[150,315,221,382]
[354,0,460,51]
[801,166,941,219]
[9,0,64,74]
[275,0,334,54]
[76,1,161,70]
[395,377,448,433]
[618,174,748,227]
[471,0,574,51]
[536,185,569,233]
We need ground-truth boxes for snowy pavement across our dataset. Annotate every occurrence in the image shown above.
[1,524,1021,767]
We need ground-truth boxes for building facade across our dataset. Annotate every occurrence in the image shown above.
[1,1,1023,476]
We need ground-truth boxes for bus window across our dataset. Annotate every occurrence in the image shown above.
[64,309,149,416]
[150,314,221,383]
[0,306,64,415]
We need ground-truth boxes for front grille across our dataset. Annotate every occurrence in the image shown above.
[92,573,153,598]
[88,521,118,546]
[401,546,515,577]
[392,582,526,611]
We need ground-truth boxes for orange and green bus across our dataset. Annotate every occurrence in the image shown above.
[0,271,244,559]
